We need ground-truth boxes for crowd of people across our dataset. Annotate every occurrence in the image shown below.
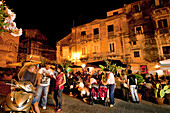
[1,63,170,112]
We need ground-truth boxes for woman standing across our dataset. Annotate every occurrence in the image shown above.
[102,70,115,107]
[54,67,66,112]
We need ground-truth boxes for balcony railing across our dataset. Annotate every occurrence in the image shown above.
[94,34,99,39]
[159,28,169,34]
[80,35,86,41]
[108,31,114,37]
[156,28,169,34]
[163,54,170,59]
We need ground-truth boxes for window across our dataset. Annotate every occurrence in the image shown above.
[82,47,86,55]
[134,51,140,57]
[109,43,115,52]
[0,37,4,44]
[93,28,99,35]
[133,41,137,45]
[156,0,169,6]
[132,4,140,13]
[108,25,114,32]
[94,45,99,53]
[163,46,170,54]
[158,19,168,28]
[81,31,86,36]
[135,26,143,34]
[33,49,37,55]
[9,43,13,51]
[113,11,118,16]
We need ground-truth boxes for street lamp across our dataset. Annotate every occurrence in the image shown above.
[73,53,80,60]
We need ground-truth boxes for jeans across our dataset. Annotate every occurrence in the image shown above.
[130,85,139,102]
[36,85,49,107]
[109,84,115,104]
[32,94,37,104]
[54,88,63,109]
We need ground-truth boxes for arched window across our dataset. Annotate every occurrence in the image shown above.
[5,39,16,52]
[0,37,4,44]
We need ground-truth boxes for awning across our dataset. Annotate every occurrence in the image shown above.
[71,65,82,68]
[86,59,127,68]
[86,64,99,68]
[159,59,170,65]
[155,59,170,70]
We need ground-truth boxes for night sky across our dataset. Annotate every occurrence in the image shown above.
[5,0,139,48]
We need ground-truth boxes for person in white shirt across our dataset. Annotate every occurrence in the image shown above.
[36,64,54,110]
[102,70,115,107]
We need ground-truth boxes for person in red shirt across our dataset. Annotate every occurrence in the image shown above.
[54,67,66,112]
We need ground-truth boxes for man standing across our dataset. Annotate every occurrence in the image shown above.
[36,64,54,110]
[127,70,139,103]
[22,65,40,113]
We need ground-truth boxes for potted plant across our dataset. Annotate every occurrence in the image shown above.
[99,59,123,83]
[135,74,144,86]
[154,83,170,105]
[99,58,122,74]
[135,74,144,102]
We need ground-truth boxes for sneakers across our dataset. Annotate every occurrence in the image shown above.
[110,103,115,107]
[42,106,46,110]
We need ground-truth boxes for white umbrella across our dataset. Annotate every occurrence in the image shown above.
[159,59,170,70]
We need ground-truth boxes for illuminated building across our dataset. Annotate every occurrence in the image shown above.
[56,0,170,74]
[0,32,20,67]
[18,29,56,62]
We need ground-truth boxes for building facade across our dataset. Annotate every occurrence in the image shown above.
[56,0,170,74]
[19,29,56,62]
[0,32,20,67]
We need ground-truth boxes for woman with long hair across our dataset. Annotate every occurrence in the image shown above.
[54,67,66,112]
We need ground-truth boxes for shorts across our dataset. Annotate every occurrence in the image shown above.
[32,94,37,104]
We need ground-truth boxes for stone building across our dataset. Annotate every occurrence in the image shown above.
[0,32,20,67]
[19,29,56,62]
[56,0,170,74]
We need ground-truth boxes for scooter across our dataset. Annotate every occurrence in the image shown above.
[1,80,35,113]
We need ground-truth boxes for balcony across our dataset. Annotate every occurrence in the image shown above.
[156,28,169,35]
[86,34,92,41]
[108,31,114,37]
[80,56,88,62]
[107,52,122,60]
[131,45,140,50]
[159,28,169,34]
[80,35,86,41]
[93,34,99,39]
[108,31,116,39]
[153,7,169,17]
[163,54,170,59]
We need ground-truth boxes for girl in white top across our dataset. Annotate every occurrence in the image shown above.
[106,72,115,85]
[102,71,115,107]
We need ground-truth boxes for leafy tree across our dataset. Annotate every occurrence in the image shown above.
[99,58,123,74]
[57,59,72,74]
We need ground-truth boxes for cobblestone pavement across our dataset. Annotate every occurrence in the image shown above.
[1,94,170,113]
[44,93,170,113]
